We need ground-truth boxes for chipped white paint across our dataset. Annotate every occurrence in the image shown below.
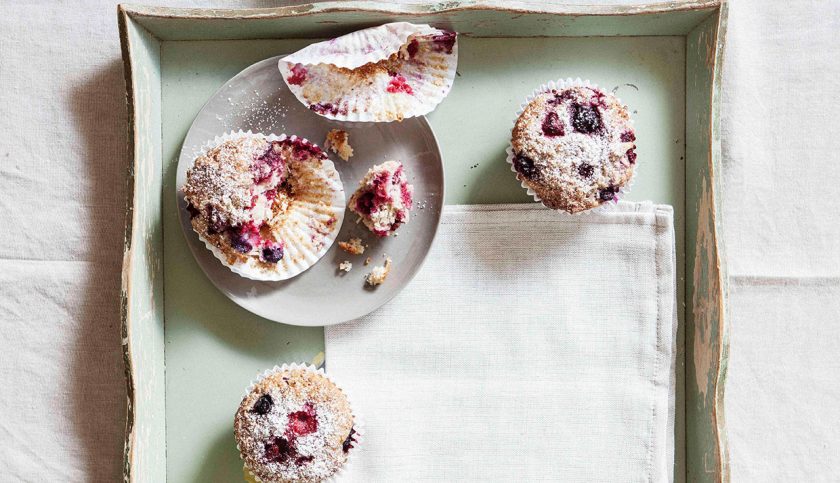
[692,177,720,401]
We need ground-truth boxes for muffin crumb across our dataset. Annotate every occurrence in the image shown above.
[366,258,392,286]
[364,257,372,266]
[325,129,354,161]
[338,237,365,255]
[339,260,353,272]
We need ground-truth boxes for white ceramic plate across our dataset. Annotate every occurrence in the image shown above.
[175,56,444,326]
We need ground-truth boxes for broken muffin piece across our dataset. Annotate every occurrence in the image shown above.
[338,237,365,255]
[325,129,354,161]
[365,258,392,286]
[349,161,413,237]
[339,260,353,272]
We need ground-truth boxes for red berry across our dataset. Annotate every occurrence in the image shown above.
[286,404,318,436]
[264,437,294,463]
[541,111,565,137]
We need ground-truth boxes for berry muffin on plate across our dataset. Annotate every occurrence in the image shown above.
[182,132,344,281]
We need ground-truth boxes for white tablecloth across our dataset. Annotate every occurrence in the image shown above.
[0,1,837,481]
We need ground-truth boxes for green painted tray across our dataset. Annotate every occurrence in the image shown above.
[118,2,729,481]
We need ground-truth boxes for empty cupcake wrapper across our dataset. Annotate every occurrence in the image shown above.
[506,77,637,216]
[279,22,458,123]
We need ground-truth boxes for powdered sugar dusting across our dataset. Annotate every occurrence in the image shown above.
[235,367,356,482]
[215,91,291,133]
[509,82,636,213]
[182,132,345,281]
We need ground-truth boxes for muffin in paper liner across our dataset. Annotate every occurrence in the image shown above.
[279,22,458,122]
[506,78,638,215]
[182,131,345,281]
[236,363,363,483]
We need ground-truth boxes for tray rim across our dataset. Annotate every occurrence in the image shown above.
[118,2,728,482]
[121,0,722,20]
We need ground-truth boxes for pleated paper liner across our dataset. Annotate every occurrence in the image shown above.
[506,78,637,215]
[238,363,364,483]
[185,130,345,281]
[279,22,458,123]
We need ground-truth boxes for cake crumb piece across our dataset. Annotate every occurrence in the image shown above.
[364,257,372,266]
[366,258,392,286]
[339,260,353,272]
[338,237,365,255]
[324,129,354,161]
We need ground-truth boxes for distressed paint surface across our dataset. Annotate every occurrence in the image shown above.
[118,2,726,482]
[684,5,728,483]
[692,178,718,402]
[119,7,166,483]
[125,1,719,40]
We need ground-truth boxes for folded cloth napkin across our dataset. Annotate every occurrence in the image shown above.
[326,202,677,482]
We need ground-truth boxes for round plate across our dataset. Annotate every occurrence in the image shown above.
[176,56,444,326]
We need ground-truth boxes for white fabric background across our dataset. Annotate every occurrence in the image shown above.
[0,0,838,481]
[719,1,840,479]
[326,203,677,482]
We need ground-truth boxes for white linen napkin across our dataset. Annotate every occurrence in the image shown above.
[325,202,677,482]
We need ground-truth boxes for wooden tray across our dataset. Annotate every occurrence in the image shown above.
[118,2,729,481]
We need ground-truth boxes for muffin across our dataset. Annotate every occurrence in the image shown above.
[509,82,636,213]
[182,132,345,280]
[348,161,413,237]
[235,365,358,482]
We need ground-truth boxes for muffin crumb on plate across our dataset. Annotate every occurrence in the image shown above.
[325,129,354,161]
[366,258,392,286]
[338,237,365,255]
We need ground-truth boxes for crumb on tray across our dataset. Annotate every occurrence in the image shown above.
[366,258,392,286]
[364,256,372,266]
[325,129,354,161]
[339,260,353,272]
[338,237,365,255]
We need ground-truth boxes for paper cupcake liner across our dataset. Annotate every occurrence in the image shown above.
[185,130,345,281]
[505,78,637,216]
[283,22,439,70]
[239,363,365,483]
[279,22,458,123]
